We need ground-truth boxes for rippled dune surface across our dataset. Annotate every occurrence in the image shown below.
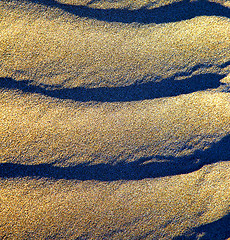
[0,0,230,239]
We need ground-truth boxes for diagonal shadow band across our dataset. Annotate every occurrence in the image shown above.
[0,73,226,102]
[23,0,230,24]
[1,135,230,181]
[173,212,230,240]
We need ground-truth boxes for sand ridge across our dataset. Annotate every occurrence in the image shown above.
[0,0,230,239]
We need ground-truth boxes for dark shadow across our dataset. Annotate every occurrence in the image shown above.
[25,0,230,24]
[0,73,225,102]
[173,212,230,240]
[219,60,230,69]
[1,134,230,181]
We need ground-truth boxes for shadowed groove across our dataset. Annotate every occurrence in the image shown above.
[1,134,230,181]
[173,212,230,240]
[0,73,226,102]
[20,0,230,24]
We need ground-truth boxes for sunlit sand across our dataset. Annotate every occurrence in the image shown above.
[0,0,230,239]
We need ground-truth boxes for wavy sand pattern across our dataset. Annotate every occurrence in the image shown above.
[0,0,230,239]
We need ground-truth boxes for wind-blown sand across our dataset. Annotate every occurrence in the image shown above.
[0,0,230,239]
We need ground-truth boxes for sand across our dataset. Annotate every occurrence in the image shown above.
[0,0,230,239]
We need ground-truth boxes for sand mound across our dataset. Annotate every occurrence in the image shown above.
[0,0,230,239]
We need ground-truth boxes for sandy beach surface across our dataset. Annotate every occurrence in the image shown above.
[0,0,230,239]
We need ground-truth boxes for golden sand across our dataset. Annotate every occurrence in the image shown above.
[0,0,230,239]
